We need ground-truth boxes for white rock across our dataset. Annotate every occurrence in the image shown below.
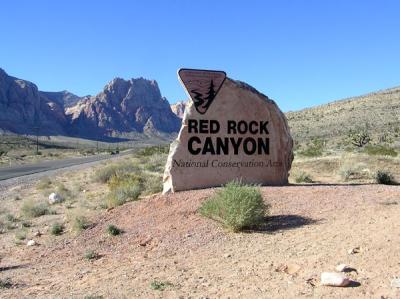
[335,264,348,272]
[27,240,36,246]
[321,272,350,287]
[391,278,400,288]
[48,192,63,204]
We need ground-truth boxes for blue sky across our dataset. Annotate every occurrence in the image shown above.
[1,0,399,111]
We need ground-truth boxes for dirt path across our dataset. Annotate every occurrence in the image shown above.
[1,185,400,298]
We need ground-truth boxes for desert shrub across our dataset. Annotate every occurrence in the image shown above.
[93,163,141,184]
[339,163,371,181]
[93,164,120,183]
[294,172,313,183]
[84,250,99,260]
[137,145,169,157]
[347,129,371,147]
[50,223,64,236]
[297,138,325,157]
[0,278,13,289]
[5,213,18,222]
[200,181,268,232]
[14,230,27,241]
[21,200,49,218]
[73,215,90,232]
[55,182,72,200]
[84,296,104,299]
[107,224,122,236]
[142,175,163,195]
[105,173,143,208]
[106,184,142,208]
[36,177,52,190]
[363,145,397,157]
[150,280,174,291]
[375,171,396,185]
[143,153,168,173]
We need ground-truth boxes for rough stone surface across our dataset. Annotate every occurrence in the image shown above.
[171,101,187,118]
[163,78,293,193]
[65,77,181,138]
[0,67,180,138]
[320,272,351,287]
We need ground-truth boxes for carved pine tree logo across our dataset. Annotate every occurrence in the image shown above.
[191,80,217,114]
[178,69,226,115]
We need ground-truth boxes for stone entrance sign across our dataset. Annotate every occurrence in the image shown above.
[163,69,293,193]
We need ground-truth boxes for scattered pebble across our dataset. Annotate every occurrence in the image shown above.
[321,272,350,287]
[348,247,361,254]
[224,253,232,258]
[27,240,36,246]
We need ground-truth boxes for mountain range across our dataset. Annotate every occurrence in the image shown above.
[0,68,181,140]
[1,67,399,145]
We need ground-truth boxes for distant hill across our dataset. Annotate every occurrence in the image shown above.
[286,87,400,145]
[0,68,181,140]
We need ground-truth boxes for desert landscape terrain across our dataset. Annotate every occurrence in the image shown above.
[0,146,399,298]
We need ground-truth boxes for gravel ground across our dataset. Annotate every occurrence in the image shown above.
[1,184,399,298]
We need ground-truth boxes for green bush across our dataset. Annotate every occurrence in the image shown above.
[363,145,397,157]
[93,164,141,184]
[50,223,64,236]
[84,250,99,260]
[142,175,163,195]
[150,280,174,291]
[107,224,122,236]
[200,181,268,232]
[294,172,313,183]
[73,215,90,232]
[105,173,143,208]
[21,200,49,218]
[375,171,397,185]
[55,182,72,200]
[0,278,13,289]
[297,138,325,157]
[137,145,169,157]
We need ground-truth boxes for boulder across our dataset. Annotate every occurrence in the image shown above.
[48,192,63,204]
[163,74,293,193]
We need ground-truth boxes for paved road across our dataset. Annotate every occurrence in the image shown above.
[0,151,133,181]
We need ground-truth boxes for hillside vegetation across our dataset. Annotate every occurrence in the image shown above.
[286,87,400,149]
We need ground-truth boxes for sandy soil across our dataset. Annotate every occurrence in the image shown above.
[1,184,400,298]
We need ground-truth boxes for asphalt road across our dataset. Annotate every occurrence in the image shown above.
[0,151,133,181]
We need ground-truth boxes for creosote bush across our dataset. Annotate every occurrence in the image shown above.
[294,172,313,183]
[200,181,268,232]
[107,224,122,236]
[84,250,99,260]
[150,280,174,291]
[375,171,397,185]
[21,200,49,218]
[50,223,64,236]
[73,215,90,232]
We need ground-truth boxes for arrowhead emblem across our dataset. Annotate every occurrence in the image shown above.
[178,68,226,114]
